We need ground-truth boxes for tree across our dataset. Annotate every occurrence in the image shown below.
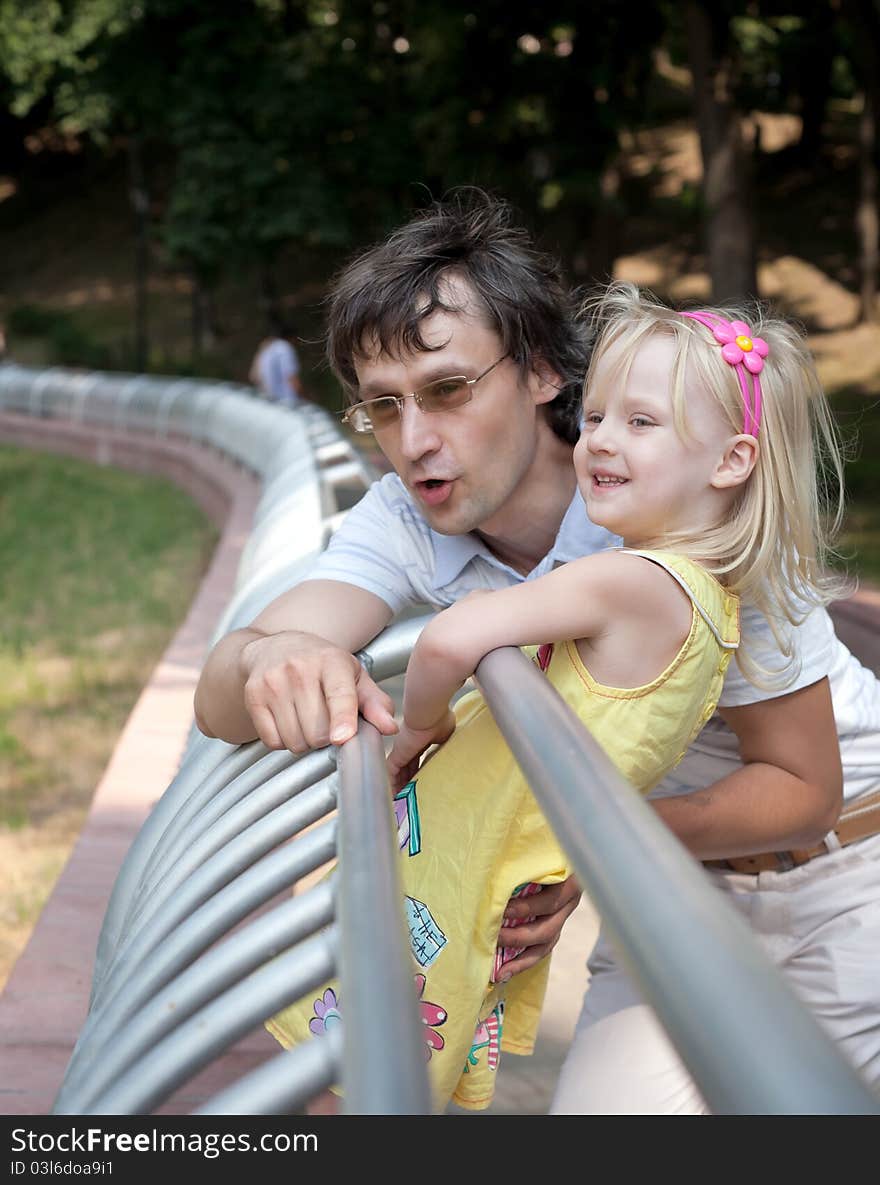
[684,2,758,302]
[843,0,880,323]
[0,0,170,368]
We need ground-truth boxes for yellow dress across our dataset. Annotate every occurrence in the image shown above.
[266,551,740,1111]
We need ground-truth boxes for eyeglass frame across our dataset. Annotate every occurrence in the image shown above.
[340,353,509,434]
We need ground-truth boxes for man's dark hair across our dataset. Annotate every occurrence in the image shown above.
[325,188,590,444]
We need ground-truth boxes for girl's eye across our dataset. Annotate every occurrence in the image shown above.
[583,412,603,425]
[631,416,654,428]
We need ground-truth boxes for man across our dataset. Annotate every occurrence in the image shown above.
[249,320,304,407]
[196,190,880,1111]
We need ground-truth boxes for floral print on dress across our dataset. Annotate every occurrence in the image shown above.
[308,987,341,1036]
[415,973,447,1060]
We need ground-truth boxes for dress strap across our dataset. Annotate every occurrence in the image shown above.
[619,549,738,651]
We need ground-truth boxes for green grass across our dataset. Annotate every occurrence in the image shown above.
[0,445,218,830]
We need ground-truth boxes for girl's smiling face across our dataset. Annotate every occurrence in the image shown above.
[573,333,737,548]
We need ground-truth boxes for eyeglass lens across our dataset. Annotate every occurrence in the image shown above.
[352,375,472,431]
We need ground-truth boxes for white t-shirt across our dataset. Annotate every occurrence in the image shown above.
[307,473,880,803]
[254,338,300,406]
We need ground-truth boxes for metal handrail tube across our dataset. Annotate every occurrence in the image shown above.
[212,556,322,641]
[355,614,433,682]
[55,821,338,1107]
[91,739,267,995]
[62,881,336,1113]
[97,619,422,983]
[82,928,340,1115]
[336,723,432,1115]
[195,1027,344,1116]
[121,755,336,936]
[127,745,294,906]
[89,778,338,1015]
[475,646,880,1115]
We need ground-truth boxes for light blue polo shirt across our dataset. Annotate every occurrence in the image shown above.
[307,472,618,614]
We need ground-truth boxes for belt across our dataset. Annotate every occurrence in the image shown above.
[704,789,880,874]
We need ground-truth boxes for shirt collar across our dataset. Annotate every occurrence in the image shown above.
[430,490,601,588]
[432,530,500,586]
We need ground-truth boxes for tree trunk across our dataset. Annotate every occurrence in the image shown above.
[127,134,150,371]
[857,89,878,323]
[584,155,624,286]
[258,259,282,331]
[847,0,880,323]
[795,1,835,164]
[191,272,217,360]
[685,3,758,302]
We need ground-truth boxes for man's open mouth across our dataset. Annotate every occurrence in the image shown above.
[415,478,454,506]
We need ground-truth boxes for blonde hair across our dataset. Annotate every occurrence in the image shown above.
[581,281,851,688]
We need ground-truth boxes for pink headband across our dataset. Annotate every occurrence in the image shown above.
[678,310,768,436]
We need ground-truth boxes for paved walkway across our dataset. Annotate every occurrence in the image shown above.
[0,410,878,1114]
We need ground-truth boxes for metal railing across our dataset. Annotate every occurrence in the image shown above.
[53,620,432,1116]
[3,362,877,1115]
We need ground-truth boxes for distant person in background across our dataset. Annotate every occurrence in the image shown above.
[249,321,304,407]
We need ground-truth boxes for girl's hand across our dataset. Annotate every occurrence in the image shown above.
[387,710,456,792]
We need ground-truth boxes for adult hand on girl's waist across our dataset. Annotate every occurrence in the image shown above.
[495,876,582,979]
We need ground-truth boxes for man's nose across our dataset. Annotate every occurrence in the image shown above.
[398,396,442,459]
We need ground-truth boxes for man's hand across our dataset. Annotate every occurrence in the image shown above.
[387,711,457,792]
[240,629,398,753]
[494,875,582,979]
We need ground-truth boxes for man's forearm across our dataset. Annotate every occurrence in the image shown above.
[652,762,842,861]
[193,580,396,749]
[194,628,264,743]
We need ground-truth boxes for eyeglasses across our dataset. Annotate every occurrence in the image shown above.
[341,354,508,434]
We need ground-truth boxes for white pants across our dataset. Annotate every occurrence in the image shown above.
[550,831,880,1114]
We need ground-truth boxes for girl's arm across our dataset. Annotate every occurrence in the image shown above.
[405,557,619,723]
[387,551,678,784]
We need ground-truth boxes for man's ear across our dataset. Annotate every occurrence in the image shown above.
[529,356,564,406]
[711,434,759,490]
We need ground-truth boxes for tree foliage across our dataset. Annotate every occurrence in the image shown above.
[0,2,874,335]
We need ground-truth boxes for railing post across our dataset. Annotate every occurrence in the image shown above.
[336,722,432,1114]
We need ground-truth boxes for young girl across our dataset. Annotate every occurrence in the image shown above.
[267,282,846,1112]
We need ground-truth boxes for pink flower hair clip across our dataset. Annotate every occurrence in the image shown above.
[679,310,768,436]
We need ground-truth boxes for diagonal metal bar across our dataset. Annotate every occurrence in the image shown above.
[62,881,336,1113]
[80,929,339,1115]
[55,819,338,1108]
[195,1029,344,1116]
